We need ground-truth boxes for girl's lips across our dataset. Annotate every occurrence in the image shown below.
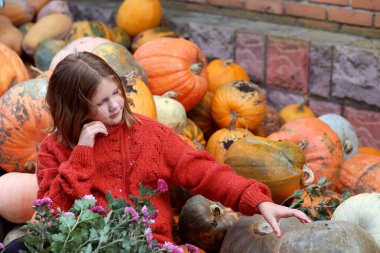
[110,111,120,119]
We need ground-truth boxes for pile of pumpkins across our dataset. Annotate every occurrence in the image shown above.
[1,0,380,252]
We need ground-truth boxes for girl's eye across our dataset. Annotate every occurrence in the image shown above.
[113,90,120,95]
[96,102,104,106]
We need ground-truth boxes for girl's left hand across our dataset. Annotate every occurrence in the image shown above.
[258,201,312,237]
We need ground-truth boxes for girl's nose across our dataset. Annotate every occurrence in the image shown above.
[109,99,118,111]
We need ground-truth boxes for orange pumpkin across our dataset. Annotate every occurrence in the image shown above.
[134,38,208,111]
[206,117,255,163]
[268,117,343,188]
[358,146,380,157]
[131,26,178,52]
[207,59,249,93]
[253,105,284,137]
[122,77,157,120]
[187,91,218,140]
[116,0,162,37]
[0,0,35,26]
[0,172,38,223]
[211,80,266,132]
[0,78,52,172]
[179,118,206,148]
[280,98,315,123]
[338,154,380,194]
[178,135,203,150]
[0,42,29,96]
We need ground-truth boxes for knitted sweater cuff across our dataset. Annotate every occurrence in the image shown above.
[239,183,273,216]
[68,145,95,174]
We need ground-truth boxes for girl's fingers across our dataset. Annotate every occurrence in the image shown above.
[292,209,312,223]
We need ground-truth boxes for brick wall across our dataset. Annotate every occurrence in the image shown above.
[172,0,380,37]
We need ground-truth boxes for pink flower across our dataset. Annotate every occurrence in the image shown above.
[33,197,53,207]
[145,228,153,249]
[124,206,139,222]
[90,205,106,214]
[0,242,4,250]
[163,242,184,253]
[83,194,95,200]
[157,179,169,193]
[185,244,199,253]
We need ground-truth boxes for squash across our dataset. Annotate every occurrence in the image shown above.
[116,0,162,37]
[319,114,359,160]
[332,193,380,248]
[134,37,208,111]
[0,172,38,223]
[207,59,249,93]
[358,146,380,156]
[224,136,310,204]
[338,154,380,194]
[0,78,52,172]
[268,117,343,187]
[34,39,66,71]
[211,80,266,131]
[109,27,131,48]
[66,20,112,43]
[273,220,378,253]
[0,0,34,26]
[280,98,315,123]
[122,76,156,120]
[220,215,301,253]
[178,195,240,253]
[253,105,284,137]
[18,22,34,35]
[0,42,29,96]
[206,116,254,163]
[36,0,73,21]
[0,19,24,55]
[22,13,72,56]
[187,91,218,140]
[27,0,50,13]
[131,26,178,52]
[179,118,206,148]
[153,91,187,133]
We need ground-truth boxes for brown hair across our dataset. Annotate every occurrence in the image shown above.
[46,51,137,147]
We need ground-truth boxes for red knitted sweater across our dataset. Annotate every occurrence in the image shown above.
[37,114,272,243]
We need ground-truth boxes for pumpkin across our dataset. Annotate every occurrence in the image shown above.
[0,78,52,172]
[338,154,380,194]
[0,42,29,96]
[18,22,34,35]
[268,117,343,187]
[224,136,310,204]
[131,26,178,52]
[0,19,23,55]
[332,193,380,248]
[0,0,34,26]
[253,105,284,137]
[170,183,195,215]
[211,80,266,131]
[27,0,50,13]
[122,76,156,120]
[153,91,187,133]
[207,59,249,93]
[220,215,301,253]
[34,39,66,71]
[109,27,131,48]
[280,98,315,123]
[116,0,162,37]
[178,135,202,150]
[206,116,254,163]
[178,195,240,253]
[36,0,73,21]
[49,36,110,71]
[134,37,208,111]
[187,91,218,140]
[319,114,359,160]
[358,146,380,156]
[3,225,27,246]
[22,13,72,56]
[179,118,206,148]
[273,220,378,253]
[92,42,148,83]
[0,172,38,223]
[66,20,112,43]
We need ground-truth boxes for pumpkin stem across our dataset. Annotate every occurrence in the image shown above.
[343,140,353,154]
[254,221,273,235]
[190,52,205,75]
[224,59,234,65]
[210,204,223,227]
[298,140,308,149]
[162,90,179,98]
[24,161,37,173]
[228,111,238,130]
[297,95,309,112]
[30,65,46,77]
[302,165,314,185]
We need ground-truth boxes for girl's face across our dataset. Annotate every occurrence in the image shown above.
[89,78,124,125]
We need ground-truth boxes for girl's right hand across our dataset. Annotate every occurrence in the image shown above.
[78,121,108,147]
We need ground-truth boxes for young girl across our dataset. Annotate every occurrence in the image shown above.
[36,51,311,245]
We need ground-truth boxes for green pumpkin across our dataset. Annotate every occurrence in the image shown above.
[34,39,66,71]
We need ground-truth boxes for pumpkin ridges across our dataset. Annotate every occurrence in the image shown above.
[0,50,16,96]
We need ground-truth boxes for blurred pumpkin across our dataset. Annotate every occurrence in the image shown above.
[253,105,284,137]
[207,59,249,93]
[36,0,73,21]
[0,42,29,96]
[66,20,112,43]
[27,0,50,13]
[179,118,206,148]
[131,27,178,52]
[116,0,162,37]
[211,80,266,132]
[0,17,23,55]
[0,78,52,172]
[358,146,380,156]
[34,39,66,71]
[338,154,380,194]
[0,0,34,26]
[268,117,343,187]
[332,193,380,249]
[280,98,315,123]
[178,195,241,253]
[109,27,131,48]
[134,37,208,111]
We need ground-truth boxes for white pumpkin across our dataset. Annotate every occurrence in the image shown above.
[319,114,359,160]
[153,91,187,133]
[332,193,380,248]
